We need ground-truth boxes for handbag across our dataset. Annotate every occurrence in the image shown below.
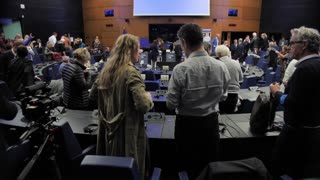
[250,91,277,134]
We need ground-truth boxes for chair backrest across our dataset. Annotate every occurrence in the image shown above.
[53,120,83,161]
[240,75,257,89]
[80,155,141,180]
[265,72,276,85]
[257,58,267,72]
[245,56,254,65]
[196,157,272,180]
[275,65,282,82]
[145,80,160,91]
[0,139,32,180]
[141,70,156,80]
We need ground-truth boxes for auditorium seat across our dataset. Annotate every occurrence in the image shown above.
[240,75,257,89]
[145,80,160,91]
[245,56,254,65]
[141,70,156,80]
[194,157,272,180]
[80,155,161,180]
[257,58,267,72]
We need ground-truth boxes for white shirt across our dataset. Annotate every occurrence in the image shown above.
[48,35,57,46]
[166,50,231,116]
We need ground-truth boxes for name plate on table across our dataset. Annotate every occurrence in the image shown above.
[144,112,166,122]
[155,89,167,97]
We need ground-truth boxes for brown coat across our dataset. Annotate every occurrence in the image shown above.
[93,64,153,177]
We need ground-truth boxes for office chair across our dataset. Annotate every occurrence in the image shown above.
[141,70,156,80]
[145,80,160,91]
[80,155,161,180]
[179,157,272,180]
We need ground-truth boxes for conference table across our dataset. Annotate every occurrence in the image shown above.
[0,108,284,173]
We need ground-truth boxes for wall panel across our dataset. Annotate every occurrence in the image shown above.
[83,0,262,47]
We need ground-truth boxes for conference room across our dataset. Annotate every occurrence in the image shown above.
[1,0,320,179]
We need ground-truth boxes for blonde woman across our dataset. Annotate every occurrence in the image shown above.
[62,48,91,110]
[91,34,153,178]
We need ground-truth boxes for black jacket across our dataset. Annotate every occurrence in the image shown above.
[0,50,15,81]
[62,60,91,109]
[7,57,35,96]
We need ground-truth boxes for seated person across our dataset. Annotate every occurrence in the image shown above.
[62,48,91,110]
[215,45,243,114]
[7,46,35,96]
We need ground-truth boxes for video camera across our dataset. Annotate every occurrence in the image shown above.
[20,82,59,123]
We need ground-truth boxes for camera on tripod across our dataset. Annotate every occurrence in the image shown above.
[20,82,59,122]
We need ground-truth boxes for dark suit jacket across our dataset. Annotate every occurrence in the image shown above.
[0,50,15,81]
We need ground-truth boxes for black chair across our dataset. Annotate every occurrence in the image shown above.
[141,70,156,80]
[80,155,161,180]
[53,120,96,178]
[145,80,160,91]
[0,139,33,180]
[178,157,271,180]
[219,93,239,114]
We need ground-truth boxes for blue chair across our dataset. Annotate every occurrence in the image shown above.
[80,155,161,180]
[141,70,156,80]
[275,65,282,82]
[240,75,257,89]
[145,80,160,91]
[245,56,254,65]
[258,50,267,57]
[257,58,267,72]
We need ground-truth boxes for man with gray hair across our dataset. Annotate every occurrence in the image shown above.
[215,45,243,113]
[166,23,230,179]
[270,26,320,178]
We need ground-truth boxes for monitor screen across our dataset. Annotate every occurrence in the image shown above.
[134,0,210,16]
[149,24,183,43]
[228,9,238,16]
[104,9,114,17]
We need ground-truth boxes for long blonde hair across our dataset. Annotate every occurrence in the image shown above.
[98,34,139,89]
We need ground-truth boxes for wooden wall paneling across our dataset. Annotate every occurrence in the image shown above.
[83,0,263,47]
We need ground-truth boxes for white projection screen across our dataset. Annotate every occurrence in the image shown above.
[133,0,210,16]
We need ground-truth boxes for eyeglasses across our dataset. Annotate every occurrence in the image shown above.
[289,40,305,46]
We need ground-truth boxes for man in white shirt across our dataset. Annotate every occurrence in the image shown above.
[166,23,230,179]
[48,32,58,46]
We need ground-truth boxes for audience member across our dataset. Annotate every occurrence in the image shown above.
[211,33,220,54]
[91,34,153,178]
[0,39,24,81]
[150,39,159,70]
[62,48,91,110]
[48,32,58,46]
[7,46,35,96]
[250,32,260,53]
[203,41,212,55]
[166,23,230,179]
[270,26,320,178]
[215,45,243,114]
[44,41,55,61]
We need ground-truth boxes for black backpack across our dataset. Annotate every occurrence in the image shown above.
[250,91,278,134]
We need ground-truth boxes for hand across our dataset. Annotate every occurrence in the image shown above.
[270,83,280,97]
